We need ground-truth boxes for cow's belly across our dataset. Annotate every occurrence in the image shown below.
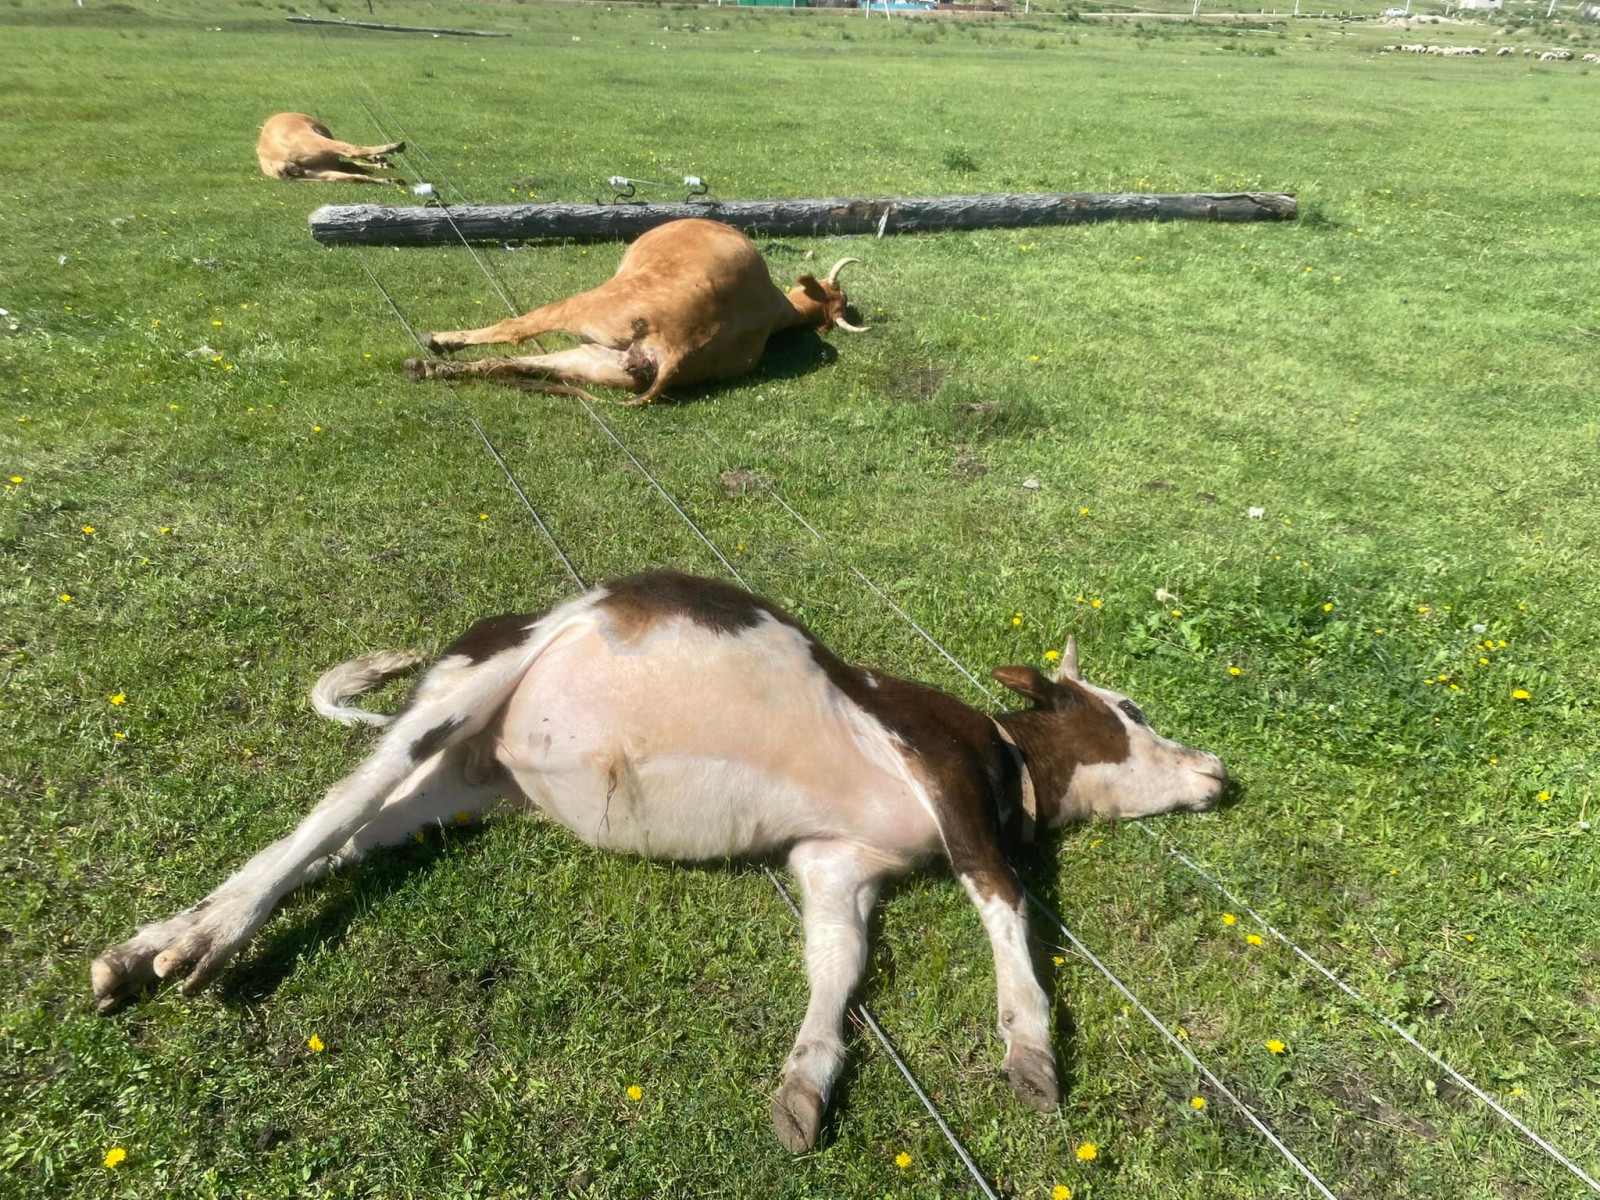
[491,616,941,863]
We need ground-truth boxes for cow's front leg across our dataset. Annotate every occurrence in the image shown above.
[773,838,887,1153]
[959,869,1057,1111]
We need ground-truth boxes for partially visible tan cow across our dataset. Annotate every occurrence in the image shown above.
[405,218,868,405]
[256,112,406,186]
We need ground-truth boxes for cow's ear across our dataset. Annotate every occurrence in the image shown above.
[991,666,1057,705]
[794,273,827,301]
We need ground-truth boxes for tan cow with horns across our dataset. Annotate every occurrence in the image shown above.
[405,218,868,404]
[90,571,1226,1153]
[255,112,406,187]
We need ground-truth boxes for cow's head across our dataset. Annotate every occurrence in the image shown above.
[992,637,1226,825]
[788,258,869,334]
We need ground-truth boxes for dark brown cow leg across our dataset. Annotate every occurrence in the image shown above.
[772,838,887,1154]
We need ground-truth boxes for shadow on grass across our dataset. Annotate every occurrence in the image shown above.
[215,827,488,1006]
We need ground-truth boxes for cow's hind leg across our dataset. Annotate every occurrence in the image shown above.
[91,656,531,1010]
[772,839,888,1154]
[291,167,406,187]
[406,345,642,394]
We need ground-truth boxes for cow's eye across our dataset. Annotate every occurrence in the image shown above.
[1118,700,1146,725]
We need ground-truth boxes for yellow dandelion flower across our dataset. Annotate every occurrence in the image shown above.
[1323,603,1333,612]
[1053,1187,1073,1200]
[1265,1039,1286,1055]
[453,811,472,825]
[82,525,95,535]
[313,425,323,433]
[9,476,20,484]
[307,1035,325,1053]
[1044,650,1061,662]
[1170,609,1183,617]
[1228,666,1241,676]
[1479,658,1488,665]
[103,1147,127,1169]
[1512,689,1530,700]
[1511,1087,1524,1097]
[627,1084,643,1101]
[1053,955,1065,965]
[479,513,488,521]
[60,593,73,603]
[1012,616,1022,627]
[1079,507,1090,516]
[1091,599,1102,609]
[895,1151,912,1169]
[1222,913,1236,925]
[109,693,126,706]
[212,320,222,326]
[1538,791,1550,803]
[159,526,171,534]
[1190,1096,1206,1110]
[1246,933,1263,946]
[1076,1142,1098,1162]
[113,732,126,740]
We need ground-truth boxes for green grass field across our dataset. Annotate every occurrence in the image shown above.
[4,1,1600,1197]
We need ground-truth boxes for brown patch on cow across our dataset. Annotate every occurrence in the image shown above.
[411,715,466,762]
[597,570,776,645]
[720,468,773,498]
[952,449,988,480]
[443,612,540,664]
[994,679,1131,826]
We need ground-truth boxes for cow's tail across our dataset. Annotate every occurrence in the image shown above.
[311,649,427,728]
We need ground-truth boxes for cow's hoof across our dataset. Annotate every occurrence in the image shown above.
[771,1076,825,1154]
[404,358,430,381]
[1004,1044,1059,1112]
[90,945,159,1013]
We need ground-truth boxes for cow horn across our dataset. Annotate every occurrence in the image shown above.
[824,257,861,287]
[833,315,870,334]
[1053,635,1081,683]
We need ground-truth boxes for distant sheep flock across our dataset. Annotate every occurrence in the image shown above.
[1383,44,1595,61]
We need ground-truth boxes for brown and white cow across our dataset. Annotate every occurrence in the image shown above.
[404,218,867,405]
[255,112,406,187]
[90,572,1224,1152]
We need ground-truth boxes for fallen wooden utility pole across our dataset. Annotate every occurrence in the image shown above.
[286,16,510,37]
[308,192,1296,245]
